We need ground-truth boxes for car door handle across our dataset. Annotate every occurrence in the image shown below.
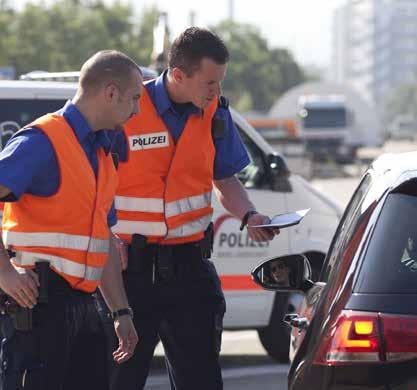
[284,314,309,330]
[283,313,298,325]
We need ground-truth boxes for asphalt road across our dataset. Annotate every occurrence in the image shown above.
[144,139,416,389]
[146,331,289,389]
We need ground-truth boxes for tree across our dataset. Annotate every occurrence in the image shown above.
[132,6,159,67]
[1,0,158,75]
[1,1,304,111]
[212,21,305,112]
[0,0,15,67]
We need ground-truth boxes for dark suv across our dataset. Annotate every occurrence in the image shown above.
[253,152,417,389]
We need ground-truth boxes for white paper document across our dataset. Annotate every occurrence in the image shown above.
[252,208,310,229]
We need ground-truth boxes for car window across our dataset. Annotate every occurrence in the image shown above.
[355,190,417,294]
[0,99,67,149]
[235,124,267,189]
[320,174,372,282]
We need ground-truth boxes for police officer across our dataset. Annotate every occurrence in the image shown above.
[0,50,142,389]
[110,27,279,390]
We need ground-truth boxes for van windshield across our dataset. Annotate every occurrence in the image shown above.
[302,107,347,128]
[355,192,417,294]
[0,99,66,149]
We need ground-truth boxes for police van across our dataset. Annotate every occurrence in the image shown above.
[0,78,342,362]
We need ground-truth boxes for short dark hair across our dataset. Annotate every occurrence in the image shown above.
[168,27,229,76]
[79,50,141,93]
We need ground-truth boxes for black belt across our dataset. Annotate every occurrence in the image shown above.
[126,223,214,282]
[129,222,214,260]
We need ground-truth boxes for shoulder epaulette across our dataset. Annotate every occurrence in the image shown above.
[218,95,229,109]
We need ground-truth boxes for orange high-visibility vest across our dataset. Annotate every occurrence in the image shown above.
[2,114,118,292]
[113,87,217,245]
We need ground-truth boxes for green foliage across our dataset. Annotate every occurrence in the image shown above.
[0,3,304,111]
[0,0,158,75]
[212,21,305,111]
[0,0,15,66]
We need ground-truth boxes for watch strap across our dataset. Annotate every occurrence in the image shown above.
[239,210,258,231]
[111,307,134,320]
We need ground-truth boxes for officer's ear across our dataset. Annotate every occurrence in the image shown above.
[104,82,121,103]
[171,67,186,84]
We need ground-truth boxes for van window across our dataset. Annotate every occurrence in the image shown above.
[0,99,67,128]
[235,124,267,189]
[355,191,417,294]
[0,99,66,149]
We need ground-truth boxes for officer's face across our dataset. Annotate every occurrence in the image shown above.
[183,58,227,109]
[107,69,143,130]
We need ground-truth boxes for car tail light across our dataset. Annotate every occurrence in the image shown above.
[314,310,382,365]
[314,310,417,366]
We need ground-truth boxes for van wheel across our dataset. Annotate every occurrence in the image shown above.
[257,292,291,362]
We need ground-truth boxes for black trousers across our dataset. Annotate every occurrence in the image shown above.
[0,271,108,390]
[107,243,226,390]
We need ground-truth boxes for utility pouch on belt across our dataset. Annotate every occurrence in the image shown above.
[156,246,174,282]
[0,261,50,331]
[128,233,148,272]
[0,294,32,332]
[10,307,32,332]
[200,222,214,259]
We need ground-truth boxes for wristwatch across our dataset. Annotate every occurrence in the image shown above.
[111,307,134,320]
[239,210,258,231]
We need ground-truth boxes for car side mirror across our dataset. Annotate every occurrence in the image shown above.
[266,153,292,192]
[251,254,314,293]
[267,153,289,177]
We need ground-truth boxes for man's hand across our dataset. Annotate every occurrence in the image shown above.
[247,213,280,242]
[0,264,39,308]
[113,315,138,364]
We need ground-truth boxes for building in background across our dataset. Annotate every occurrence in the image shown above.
[332,0,417,111]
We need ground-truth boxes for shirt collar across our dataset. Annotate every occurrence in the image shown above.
[60,100,112,154]
[153,70,201,116]
[61,100,94,143]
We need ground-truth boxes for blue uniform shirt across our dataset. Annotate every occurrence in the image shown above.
[0,101,118,227]
[145,71,250,180]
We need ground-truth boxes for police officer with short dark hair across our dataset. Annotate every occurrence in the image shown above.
[0,50,141,389]
[110,27,279,390]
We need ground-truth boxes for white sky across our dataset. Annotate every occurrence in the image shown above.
[14,0,347,67]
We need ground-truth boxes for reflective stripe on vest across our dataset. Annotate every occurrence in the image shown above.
[166,191,211,218]
[115,196,163,213]
[112,220,167,236]
[112,213,212,238]
[2,231,109,253]
[166,214,212,238]
[115,191,211,217]
[13,251,102,281]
